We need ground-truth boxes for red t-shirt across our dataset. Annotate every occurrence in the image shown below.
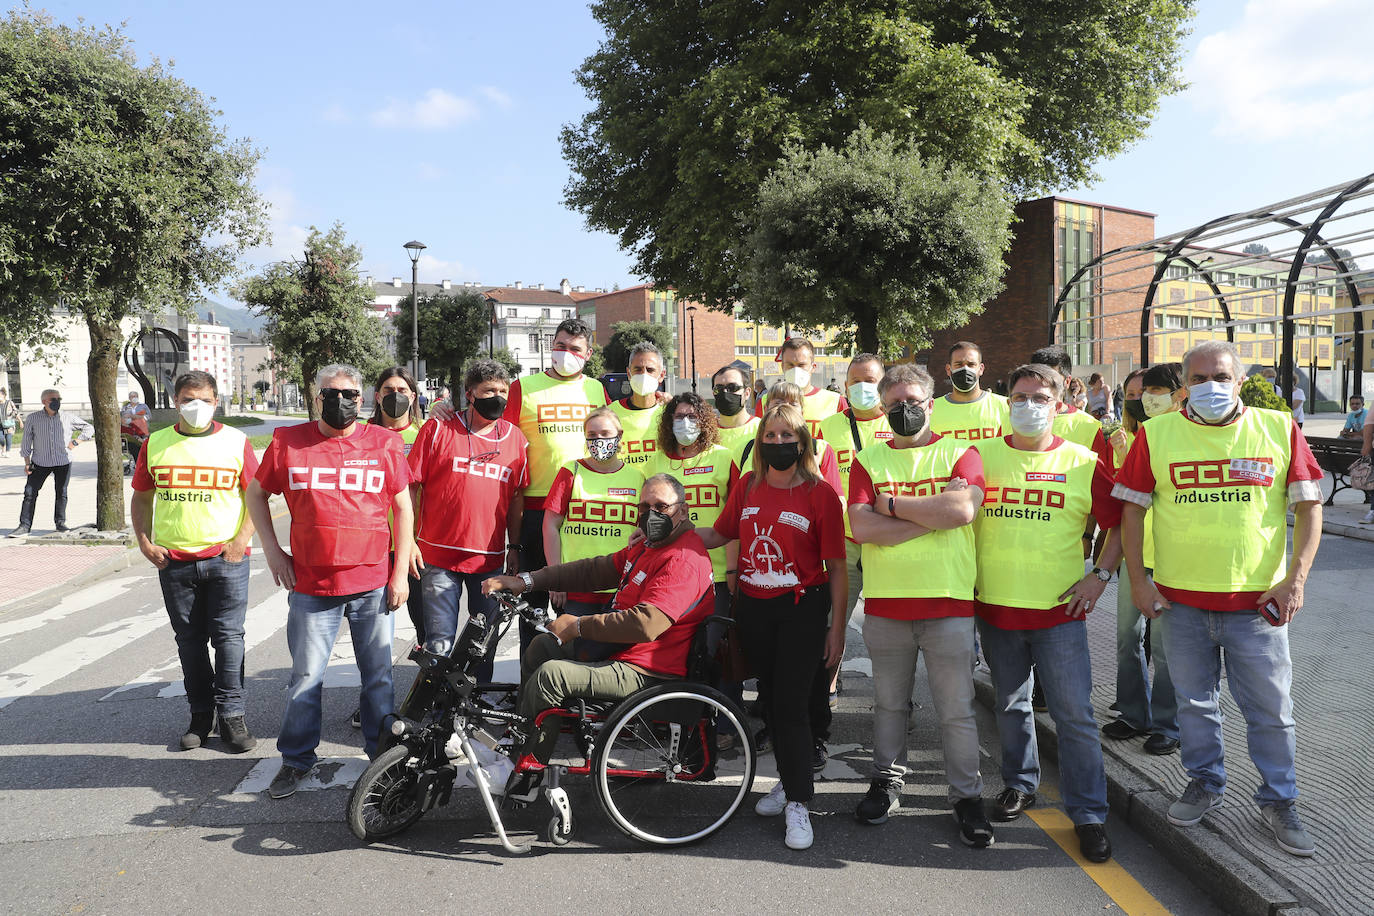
[132,422,259,561]
[1114,410,1322,611]
[255,421,410,596]
[975,437,1123,630]
[847,438,983,620]
[407,414,529,574]
[714,473,846,599]
[606,532,716,678]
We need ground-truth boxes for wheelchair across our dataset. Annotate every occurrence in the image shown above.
[346,591,756,853]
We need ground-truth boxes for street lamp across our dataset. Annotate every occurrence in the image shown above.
[403,240,426,382]
[686,306,699,392]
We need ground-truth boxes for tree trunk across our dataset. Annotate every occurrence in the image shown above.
[86,315,127,531]
[855,307,881,357]
[302,363,320,420]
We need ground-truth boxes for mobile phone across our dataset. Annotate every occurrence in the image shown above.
[1259,599,1283,627]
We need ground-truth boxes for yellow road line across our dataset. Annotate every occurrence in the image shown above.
[1027,808,1172,916]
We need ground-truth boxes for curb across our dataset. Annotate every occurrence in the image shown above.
[0,544,140,615]
[971,672,1310,916]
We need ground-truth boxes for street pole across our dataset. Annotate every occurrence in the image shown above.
[403,240,426,383]
[687,306,698,392]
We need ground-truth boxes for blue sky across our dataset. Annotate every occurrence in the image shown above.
[26,0,1374,298]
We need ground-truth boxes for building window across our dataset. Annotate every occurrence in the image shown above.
[1239,342,1253,357]
[541,308,551,319]
[1261,341,1275,358]
[507,308,516,318]
[1169,338,1184,356]
[528,333,540,351]
[1191,316,1210,329]
[762,327,779,342]
[1240,295,1254,313]
[1166,264,1188,280]
[1169,288,1184,304]
[1262,296,1276,315]
[1214,271,1235,286]
[1154,314,1165,329]
[736,326,753,341]
[563,309,572,319]
[1236,275,1256,288]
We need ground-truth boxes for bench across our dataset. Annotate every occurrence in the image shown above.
[1307,436,1365,505]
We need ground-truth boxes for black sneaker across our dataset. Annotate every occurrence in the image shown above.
[855,779,902,824]
[812,740,828,772]
[7,526,30,538]
[218,715,257,753]
[349,707,362,729]
[754,726,771,754]
[268,764,309,799]
[954,797,995,848]
[179,711,215,750]
[991,787,1036,822]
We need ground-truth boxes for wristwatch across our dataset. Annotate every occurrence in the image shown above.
[518,571,535,592]
[1090,566,1112,583]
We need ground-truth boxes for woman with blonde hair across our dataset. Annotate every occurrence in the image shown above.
[697,401,846,851]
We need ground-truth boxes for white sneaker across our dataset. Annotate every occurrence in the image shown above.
[754,782,787,816]
[784,801,813,850]
[1360,509,1374,525]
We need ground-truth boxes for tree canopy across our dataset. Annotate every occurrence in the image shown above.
[392,289,491,391]
[0,10,267,528]
[745,127,1013,355]
[235,225,390,419]
[601,320,677,373]
[562,0,1193,313]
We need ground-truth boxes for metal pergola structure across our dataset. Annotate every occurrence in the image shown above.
[1050,172,1374,401]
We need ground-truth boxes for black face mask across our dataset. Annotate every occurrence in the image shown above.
[886,401,927,437]
[321,395,359,430]
[380,392,411,419]
[950,368,978,393]
[639,507,677,544]
[759,441,802,471]
[47,398,62,411]
[472,394,507,421]
[1123,399,1148,424]
[714,390,744,417]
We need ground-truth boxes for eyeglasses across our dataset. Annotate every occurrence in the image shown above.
[712,384,745,395]
[320,389,361,401]
[1009,394,1054,407]
[638,501,680,515]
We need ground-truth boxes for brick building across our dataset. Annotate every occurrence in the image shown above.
[913,197,1156,393]
[578,284,735,386]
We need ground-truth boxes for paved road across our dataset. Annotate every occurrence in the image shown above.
[0,515,1231,916]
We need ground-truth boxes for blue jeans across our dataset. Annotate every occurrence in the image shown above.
[157,553,251,716]
[977,618,1108,826]
[421,566,499,682]
[1114,566,1178,738]
[1163,601,1297,806]
[278,588,394,769]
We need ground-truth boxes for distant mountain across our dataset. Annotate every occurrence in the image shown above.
[194,299,264,334]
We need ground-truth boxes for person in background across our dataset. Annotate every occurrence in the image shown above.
[699,402,847,851]
[132,371,258,753]
[755,336,846,438]
[417,390,430,419]
[929,340,1010,442]
[1290,382,1306,430]
[1339,395,1366,439]
[1066,376,1089,412]
[369,366,423,455]
[1115,340,1324,858]
[1104,365,1179,756]
[10,388,92,537]
[121,389,152,426]
[713,365,760,462]
[610,341,667,469]
[0,388,19,458]
[1087,373,1113,420]
[407,359,528,682]
[247,364,415,800]
[542,407,644,662]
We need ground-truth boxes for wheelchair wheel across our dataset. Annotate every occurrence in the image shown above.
[347,744,426,841]
[592,682,755,846]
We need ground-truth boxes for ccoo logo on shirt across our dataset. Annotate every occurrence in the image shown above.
[288,466,386,493]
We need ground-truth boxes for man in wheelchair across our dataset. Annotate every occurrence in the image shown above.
[482,473,715,799]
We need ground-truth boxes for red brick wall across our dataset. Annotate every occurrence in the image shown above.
[584,288,651,348]
[1098,210,1156,369]
[678,301,736,383]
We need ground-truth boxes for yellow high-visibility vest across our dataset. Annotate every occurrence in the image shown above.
[144,424,250,552]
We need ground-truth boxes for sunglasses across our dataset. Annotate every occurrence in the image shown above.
[320,389,361,401]
[712,384,745,394]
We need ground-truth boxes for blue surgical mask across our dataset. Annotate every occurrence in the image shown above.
[846,381,880,411]
[1009,400,1054,436]
[1188,381,1237,422]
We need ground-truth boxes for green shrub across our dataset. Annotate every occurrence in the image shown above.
[1239,374,1291,412]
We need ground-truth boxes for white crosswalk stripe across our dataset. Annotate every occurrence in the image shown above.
[0,607,168,710]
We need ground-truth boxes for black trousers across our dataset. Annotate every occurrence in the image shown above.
[517,508,550,653]
[739,588,828,803]
[20,462,70,529]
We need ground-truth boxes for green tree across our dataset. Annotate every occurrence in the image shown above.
[561,0,1191,311]
[745,128,1013,355]
[1242,243,1271,256]
[467,348,522,384]
[601,320,677,373]
[0,12,267,529]
[235,225,389,420]
[584,344,607,380]
[1240,374,1291,412]
[392,289,491,390]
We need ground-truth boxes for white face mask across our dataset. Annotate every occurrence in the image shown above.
[179,399,215,430]
[783,367,811,389]
[672,416,701,446]
[551,349,586,377]
[846,381,880,411]
[1141,391,1174,418]
[629,372,659,397]
[1009,399,1054,436]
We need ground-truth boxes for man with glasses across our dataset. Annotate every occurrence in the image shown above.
[712,365,759,462]
[481,473,715,797]
[247,364,416,800]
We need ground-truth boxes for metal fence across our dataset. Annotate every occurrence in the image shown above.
[1050,173,1373,405]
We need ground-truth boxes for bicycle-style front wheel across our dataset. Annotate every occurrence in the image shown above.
[592,682,755,846]
[347,744,426,841]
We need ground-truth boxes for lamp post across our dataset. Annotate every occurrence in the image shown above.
[686,306,699,392]
[403,240,426,382]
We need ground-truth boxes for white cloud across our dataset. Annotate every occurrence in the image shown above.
[479,85,513,108]
[320,102,351,124]
[1190,0,1374,140]
[369,88,479,130]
